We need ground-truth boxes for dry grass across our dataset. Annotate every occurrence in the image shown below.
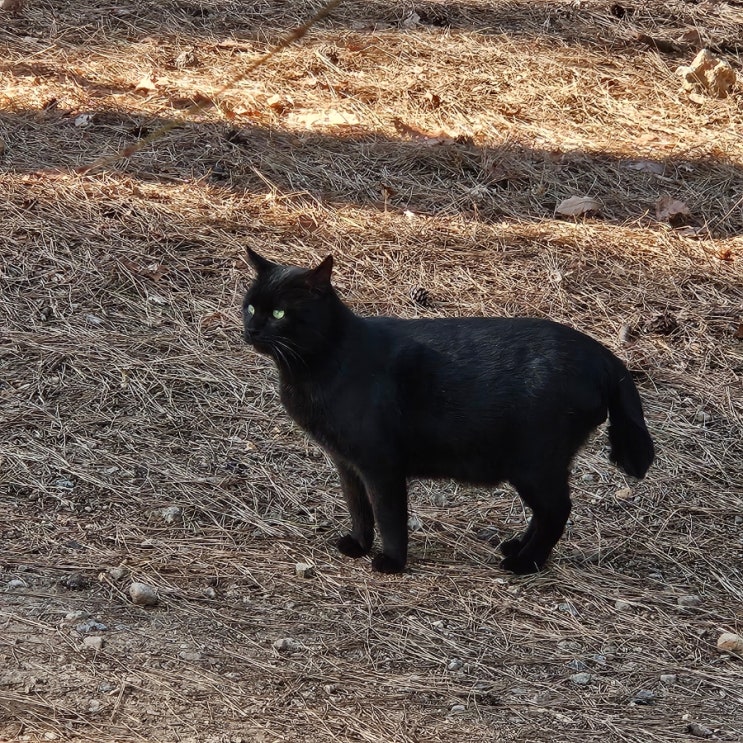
[1,1,742,741]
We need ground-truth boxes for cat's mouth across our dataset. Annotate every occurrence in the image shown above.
[244,330,274,356]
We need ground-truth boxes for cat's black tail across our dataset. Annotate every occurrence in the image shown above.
[607,363,655,478]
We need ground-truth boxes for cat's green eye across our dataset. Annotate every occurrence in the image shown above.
[246,304,255,316]
[272,309,285,320]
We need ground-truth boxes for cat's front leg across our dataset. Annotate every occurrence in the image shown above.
[333,459,375,559]
[359,470,408,574]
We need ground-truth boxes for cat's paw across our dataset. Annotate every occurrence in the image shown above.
[498,537,523,558]
[337,534,370,558]
[371,553,405,574]
[500,553,543,575]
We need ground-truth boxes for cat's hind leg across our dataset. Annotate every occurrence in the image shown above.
[334,460,375,558]
[501,473,572,574]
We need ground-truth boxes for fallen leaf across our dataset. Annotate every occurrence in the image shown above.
[625,160,664,175]
[392,118,455,145]
[73,113,94,127]
[734,323,743,339]
[687,91,706,105]
[266,94,292,114]
[134,75,158,94]
[656,194,691,225]
[291,109,360,129]
[555,195,601,217]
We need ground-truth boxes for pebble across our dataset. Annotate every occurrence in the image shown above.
[632,689,655,705]
[76,619,107,634]
[735,515,743,525]
[447,658,463,671]
[677,594,702,608]
[614,599,632,611]
[7,579,28,589]
[65,610,89,622]
[43,733,58,741]
[615,487,633,500]
[203,586,217,599]
[295,562,316,579]
[407,515,423,531]
[558,601,578,616]
[88,699,101,713]
[570,672,592,685]
[660,673,677,684]
[476,527,500,542]
[129,582,159,607]
[449,704,466,713]
[82,636,104,651]
[566,659,588,672]
[108,566,128,581]
[716,632,743,653]
[687,722,714,739]
[273,637,301,652]
[161,506,183,524]
[178,651,202,662]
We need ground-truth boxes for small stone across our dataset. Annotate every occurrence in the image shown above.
[735,515,743,526]
[273,637,301,652]
[76,619,107,634]
[614,599,632,611]
[717,632,743,653]
[323,684,337,694]
[407,515,423,531]
[592,654,607,665]
[558,601,578,616]
[160,506,182,524]
[65,610,89,622]
[632,689,655,705]
[203,586,217,599]
[108,565,128,581]
[43,733,58,741]
[83,636,104,651]
[7,578,28,589]
[295,562,316,579]
[678,594,702,608]
[615,487,633,500]
[476,526,500,542]
[449,704,466,713]
[447,658,463,671]
[178,651,202,662]
[98,682,115,693]
[570,672,592,685]
[566,659,588,672]
[88,699,101,713]
[660,673,677,684]
[694,410,711,425]
[129,582,159,607]
[687,722,714,738]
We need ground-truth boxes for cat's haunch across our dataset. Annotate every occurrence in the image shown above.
[243,249,654,575]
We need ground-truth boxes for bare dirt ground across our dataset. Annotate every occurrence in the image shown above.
[1,1,742,741]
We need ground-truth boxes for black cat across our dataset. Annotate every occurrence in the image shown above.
[242,249,654,574]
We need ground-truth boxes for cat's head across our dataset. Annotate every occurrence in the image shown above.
[242,248,339,366]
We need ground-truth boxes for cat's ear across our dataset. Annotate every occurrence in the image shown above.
[246,247,275,274]
[307,255,333,290]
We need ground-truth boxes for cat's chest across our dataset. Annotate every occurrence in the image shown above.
[279,381,334,440]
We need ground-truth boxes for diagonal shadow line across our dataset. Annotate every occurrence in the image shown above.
[1,105,742,237]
